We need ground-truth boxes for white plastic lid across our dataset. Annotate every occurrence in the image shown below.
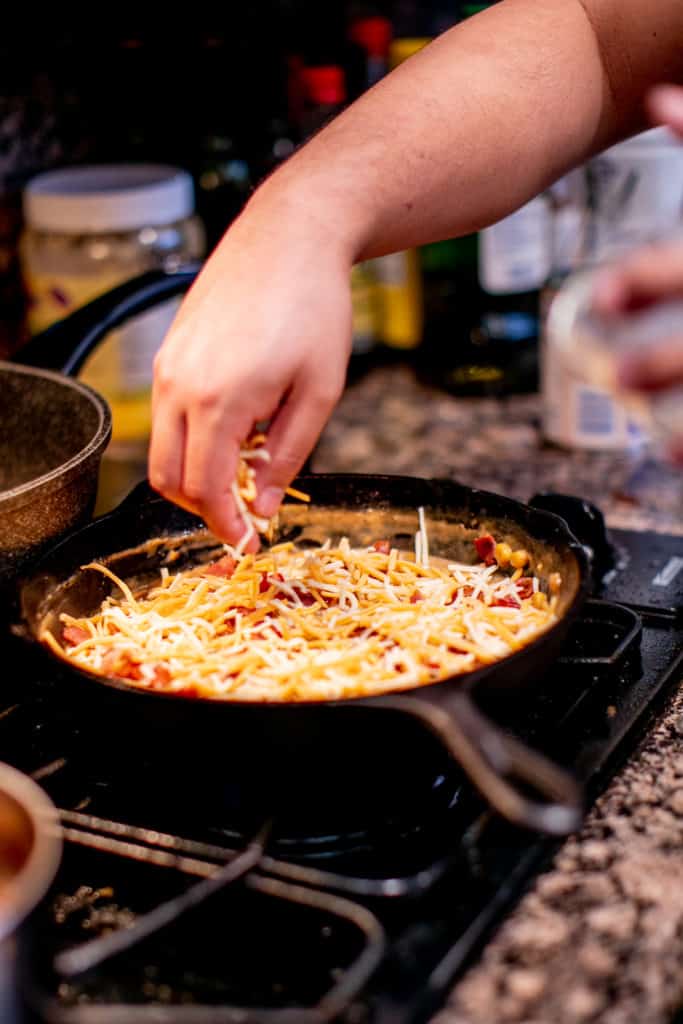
[24,164,195,234]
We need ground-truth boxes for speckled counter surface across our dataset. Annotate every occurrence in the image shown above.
[313,365,683,1024]
[314,365,683,537]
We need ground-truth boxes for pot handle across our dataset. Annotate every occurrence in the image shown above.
[16,265,200,377]
[373,689,583,836]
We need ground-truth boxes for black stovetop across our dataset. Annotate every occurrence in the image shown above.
[2,497,682,1024]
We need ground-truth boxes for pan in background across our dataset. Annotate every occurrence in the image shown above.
[1,268,199,587]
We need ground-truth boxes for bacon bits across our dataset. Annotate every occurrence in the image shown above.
[259,572,284,592]
[474,534,496,565]
[492,596,521,609]
[373,540,392,555]
[150,664,172,688]
[101,649,143,681]
[516,577,534,600]
[204,555,237,578]
[63,625,89,646]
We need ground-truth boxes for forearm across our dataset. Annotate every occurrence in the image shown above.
[251,0,683,261]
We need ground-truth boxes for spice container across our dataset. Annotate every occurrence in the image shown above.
[21,165,205,456]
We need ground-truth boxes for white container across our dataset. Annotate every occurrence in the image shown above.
[479,195,552,295]
[543,271,645,451]
[588,128,683,259]
[21,165,205,456]
[541,128,683,451]
[546,268,683,452]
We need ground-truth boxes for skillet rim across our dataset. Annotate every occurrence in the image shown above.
[19,472,592,708]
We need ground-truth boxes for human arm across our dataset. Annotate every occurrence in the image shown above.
[150,0,683,541]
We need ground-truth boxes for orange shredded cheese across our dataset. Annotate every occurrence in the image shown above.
[46,512,558,703]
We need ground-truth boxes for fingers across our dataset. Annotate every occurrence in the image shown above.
[148,403,194,511]
[647,84,683,140]
[151,351,262,548]
[618,339,683,393]
[182,411,259,549]
[252,372,344,518]
[592,241,683,316]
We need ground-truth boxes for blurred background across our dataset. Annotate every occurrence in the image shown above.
[2,0,682,467]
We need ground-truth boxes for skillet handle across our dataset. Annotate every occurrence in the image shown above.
[16,265,200,377]
[373,690,583,836]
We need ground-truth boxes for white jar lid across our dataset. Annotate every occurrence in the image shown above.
[24,164,195,234]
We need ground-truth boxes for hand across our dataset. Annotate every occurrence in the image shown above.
[149,187,354,546]
[592,84,683,464]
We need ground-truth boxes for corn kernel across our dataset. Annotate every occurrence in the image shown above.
[549,572,562,594]
[510,549,529,569]
[532,591,548,610]
[495,542,512,567]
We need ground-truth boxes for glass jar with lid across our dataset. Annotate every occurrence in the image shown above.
[20,164,205,456]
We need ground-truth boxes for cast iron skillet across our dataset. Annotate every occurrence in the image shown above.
[0,267,199,589]
[19,472,590,837]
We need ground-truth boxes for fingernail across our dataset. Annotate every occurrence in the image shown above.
[254,486,284,518]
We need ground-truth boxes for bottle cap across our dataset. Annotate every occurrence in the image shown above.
[302,66,347,106]
[350,17,392,59]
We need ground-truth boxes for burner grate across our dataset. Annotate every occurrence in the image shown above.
[2,519,683,1023]
[31,833,386,1024]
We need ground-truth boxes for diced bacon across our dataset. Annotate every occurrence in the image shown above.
[259,572,284,593]
[174,683,200,698]
[516,577,534,600]
[101,649,143,681]
[449,585,481,604]
[63,625,89,646]
[410,589,424,604]
[150,664,172,688]
[204,555,237,578]
[292,586,316,607]
[493,596,520,609]
[373,540,391,555]
[474,534,496,565]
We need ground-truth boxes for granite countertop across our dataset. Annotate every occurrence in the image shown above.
[314,365,683,537]
[312,365,683,1024]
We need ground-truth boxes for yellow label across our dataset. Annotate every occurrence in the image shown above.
[24,268,175,450]
[25,269,127,335]
[374,250,423,349]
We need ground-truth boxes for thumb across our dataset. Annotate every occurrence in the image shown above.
[647,84,683,139]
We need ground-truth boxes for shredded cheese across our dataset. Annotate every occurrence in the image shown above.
[230,435,310,551]
[48,520,558,703]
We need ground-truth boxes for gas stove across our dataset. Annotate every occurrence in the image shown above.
[1,494,682,1024]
